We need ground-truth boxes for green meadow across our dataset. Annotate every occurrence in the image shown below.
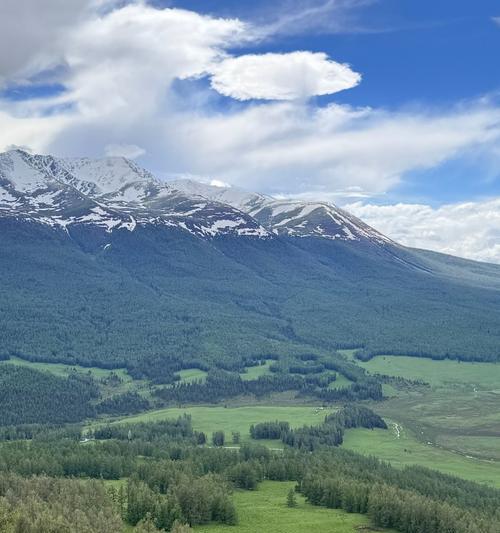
[0,356,130,381]
[358,354,500,389]
[239,360,273,381]
[195,481,393,533]
[340,354,500,487]
[176,368,208,384]
[343,425,500,488]
[99,405,335,443]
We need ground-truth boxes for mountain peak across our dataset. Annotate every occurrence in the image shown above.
[55,155,161,197]
[0,149,390,244]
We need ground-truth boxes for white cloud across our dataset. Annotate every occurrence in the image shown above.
[0,110,70,155]
[0,1,499,264]
[0,0,95,86]
[493,17,500,26]
[210,52,361,100]
[210,179,231,188]
[346,199,500,264]
[162,101,500,196]
[62,4,246,116]
[104,143,145,159]
[253,0,376,38]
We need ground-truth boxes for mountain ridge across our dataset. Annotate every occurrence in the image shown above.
[0,149,499,374]
[0,149,389,245]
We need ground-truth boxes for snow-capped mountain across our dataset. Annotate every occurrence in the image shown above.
[0,150,268,238]
[169,179,390,243]
[0,149,388,243]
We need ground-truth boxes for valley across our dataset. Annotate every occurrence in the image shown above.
[0,150,499,532]
[3,350,500,490]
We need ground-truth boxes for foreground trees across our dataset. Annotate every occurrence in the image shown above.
[0,474,122,532]
[251,405,387,450]
[0,413,498,532]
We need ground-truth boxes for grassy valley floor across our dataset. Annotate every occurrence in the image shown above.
[342,354,500,486]
[195,481,393,533]
[92,404,336,447]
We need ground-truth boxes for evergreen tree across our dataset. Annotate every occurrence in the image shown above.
[212,431,225,447]
[287,488,298,508]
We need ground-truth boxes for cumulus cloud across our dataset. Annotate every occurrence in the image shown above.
[104,143,145,159]
[60,4,246,116]
[0,1,499,262]
[346,199,500,264]
[210,52,361,100]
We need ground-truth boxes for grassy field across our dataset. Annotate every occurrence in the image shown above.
[358,355,500,389]
[95,405,335,443]
[0,356,130,380]
[343,425,500,488]
[176,368,208,384]
[239,360,273,381]
[195,481,391,533]
[339,354,500,485]
[0,356,151,400]
[434,435,500,461]
[328,372,352,389]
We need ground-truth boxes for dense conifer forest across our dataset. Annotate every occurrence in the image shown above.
[2,223,500,375]
[0,366,98,425]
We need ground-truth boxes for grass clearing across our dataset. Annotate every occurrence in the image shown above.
[0,356,151,400]
[0,356,129,380]
[343,425,500,488]
[175,368,208,384]
[94,405,335,443]
[239,360,273,381]
[195,480,391,533]
[328,372,352,389]
[358,355,500,390]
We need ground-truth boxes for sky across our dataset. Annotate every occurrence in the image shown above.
[0,0,499,262]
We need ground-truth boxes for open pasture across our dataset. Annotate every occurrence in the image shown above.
[195,481,391,533]
[98,404,335,443]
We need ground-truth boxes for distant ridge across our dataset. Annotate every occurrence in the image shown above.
[0,149,387,243]
[0,149,499,373]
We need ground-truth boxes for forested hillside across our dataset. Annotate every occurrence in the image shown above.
[1,219,499,380]
[0,366,98,425]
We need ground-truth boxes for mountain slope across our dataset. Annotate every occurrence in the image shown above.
[0,150,499,378]
[169,179,390,243]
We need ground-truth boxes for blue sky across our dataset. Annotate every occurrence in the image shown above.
[164,0,500,205]
[172,1,500,105]
[0,0,499,261]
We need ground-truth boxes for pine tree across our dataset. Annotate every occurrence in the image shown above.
[212,430,225,447]
[287,488,297,508]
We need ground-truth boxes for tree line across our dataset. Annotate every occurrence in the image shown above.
[251,405,387,450]
[155,369,383,405]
